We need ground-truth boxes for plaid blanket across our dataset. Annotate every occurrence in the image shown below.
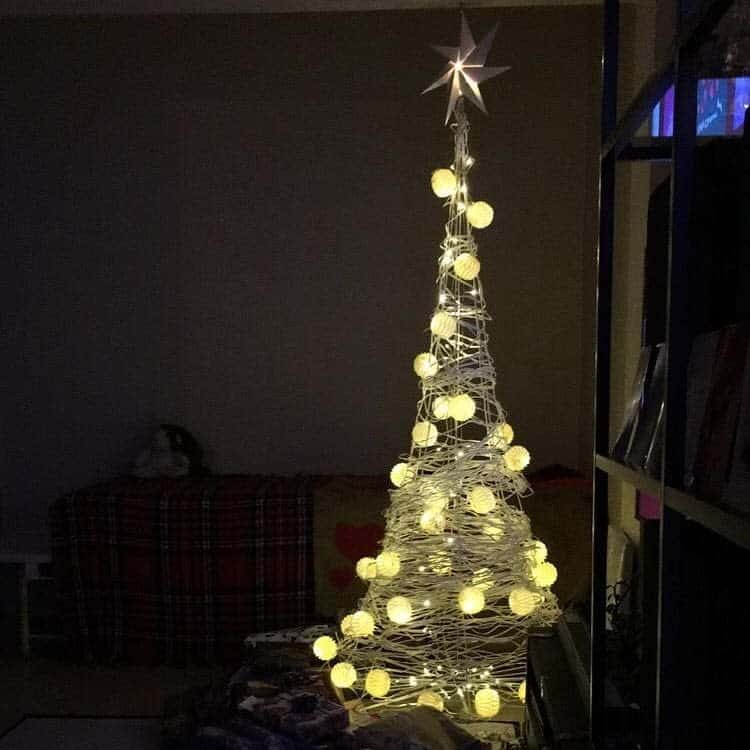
[50,475,315,663]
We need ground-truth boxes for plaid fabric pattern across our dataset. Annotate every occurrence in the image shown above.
[50,475,315,663]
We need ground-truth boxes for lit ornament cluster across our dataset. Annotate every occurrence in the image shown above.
[314,84,559,719]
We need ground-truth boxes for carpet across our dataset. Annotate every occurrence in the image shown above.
[0,717,160,750]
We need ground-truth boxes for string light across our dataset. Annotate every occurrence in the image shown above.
[319,61,559,717]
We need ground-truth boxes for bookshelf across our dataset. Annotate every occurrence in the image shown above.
[594,0,750,747]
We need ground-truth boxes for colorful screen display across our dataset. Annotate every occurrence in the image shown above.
[650,77,750,137]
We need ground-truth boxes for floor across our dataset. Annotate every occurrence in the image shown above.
[0,718,161,750]
[0,649,225,738]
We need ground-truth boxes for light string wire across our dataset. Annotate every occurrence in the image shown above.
[327,99,560,719]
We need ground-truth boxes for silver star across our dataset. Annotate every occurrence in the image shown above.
[422,13,510,125]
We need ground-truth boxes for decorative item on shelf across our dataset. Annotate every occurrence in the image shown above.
[315,12,558,718]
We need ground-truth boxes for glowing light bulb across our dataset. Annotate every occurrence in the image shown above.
[390,462,415,488]
[349,610,375,637]
[446,536,455,545]
[417,690,444,711]
[431,168,457,198]
[376,551,401,578]
[312,635,337,661]
[355,556,377,581]
[474,687,501,718]
[453,253,481,281]
[412,421,438,447]
[340,615,354,636]
[413,352,439,379]
[365,668,391,698]
[466,201,494,229]
[432,396,451,420]
[531,561,558,588]
[467,485,497,514]
[330,662,357,689]
[509,587,542,616]
[439,293,447,304]
[504,445,531,472]
[423,599,431,607]
[430,311,456,339]
[386,596,413,624]
[420,508,446,535]
[458,586,485,615]
[448,393,476,422]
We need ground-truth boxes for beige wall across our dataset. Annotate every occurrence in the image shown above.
[1,7,602,549]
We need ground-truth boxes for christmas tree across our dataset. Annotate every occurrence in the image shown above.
[312,14,560,720]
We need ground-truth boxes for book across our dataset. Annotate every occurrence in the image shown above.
[611,347,653,464]
[683,329,721,489]
[693,322,750,504]
[724,338,750,515]
[626,344,666,471]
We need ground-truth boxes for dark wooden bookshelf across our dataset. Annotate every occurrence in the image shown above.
[594,0,750,746]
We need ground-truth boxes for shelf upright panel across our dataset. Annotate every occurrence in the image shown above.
[591,0,618,743]
[657,19,699,747]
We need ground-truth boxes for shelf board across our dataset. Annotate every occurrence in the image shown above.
[594,454,662,498]
[664,487,750,551]
[618,137,673,162]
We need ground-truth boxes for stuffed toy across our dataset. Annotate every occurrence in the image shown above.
[132,424,206,478]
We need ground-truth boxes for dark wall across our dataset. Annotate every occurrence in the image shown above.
[0,8,601,549]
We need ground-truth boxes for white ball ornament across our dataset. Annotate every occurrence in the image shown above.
[466,201,494,229]
[417,690,445,711]
[312,636,338,661]
[458,586,485,615]
[412,421,438,447]
[413,352,439,379]
[531,561,558,588]
[432,396,451,420]
[430,312,457,339]
[504,445,531,472]
[467,485,497,514]
[482,522,505,540]
[509,587,542,616]
[350,610,375,637]
[365,668,392,698]
[431,168,457,198]
[420,508,446,535]
[448,393,476,422]
[376,551,401,578]
[474,687,501,718]
[488,422,514,448]
[386,596,413,624]
[330,662,357,689]
[390,462,414,487]
[356,557,377,581]
[518,680,527,703]
[340,615,354,636]
[453,252,481,281]
[525,540,548,565]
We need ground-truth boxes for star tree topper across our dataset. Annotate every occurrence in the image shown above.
[423,13,509,125]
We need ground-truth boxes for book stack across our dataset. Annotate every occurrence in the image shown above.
[611,323,750,515]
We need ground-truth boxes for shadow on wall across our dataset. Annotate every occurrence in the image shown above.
[1,7,601,548]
